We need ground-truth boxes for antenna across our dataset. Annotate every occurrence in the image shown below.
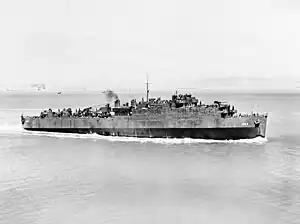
[146,74,150,102]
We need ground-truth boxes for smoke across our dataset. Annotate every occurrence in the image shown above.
[103,89,119,102]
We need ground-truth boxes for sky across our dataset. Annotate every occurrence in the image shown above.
[0,0,300,92]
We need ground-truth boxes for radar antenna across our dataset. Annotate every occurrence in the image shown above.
[146,74,150,102]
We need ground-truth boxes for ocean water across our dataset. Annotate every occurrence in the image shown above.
[0,92,299,224]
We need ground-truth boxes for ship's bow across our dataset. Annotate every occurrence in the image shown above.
[256,115,268,138]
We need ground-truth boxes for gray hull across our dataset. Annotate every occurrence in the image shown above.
[22,113,267,140]
[24,127,262,140]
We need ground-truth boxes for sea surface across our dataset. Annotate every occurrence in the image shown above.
[0,91,299,224]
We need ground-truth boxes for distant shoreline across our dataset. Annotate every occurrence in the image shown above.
[0,89,299,95]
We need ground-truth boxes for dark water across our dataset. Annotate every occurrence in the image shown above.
[0,92,299,224]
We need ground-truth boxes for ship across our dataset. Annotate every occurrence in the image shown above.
[21,81,268,140]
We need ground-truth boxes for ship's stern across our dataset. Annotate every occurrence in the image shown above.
[21,115,35,130]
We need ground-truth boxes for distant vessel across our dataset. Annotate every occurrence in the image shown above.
[57,92,62,95]
[21,79,268,140]
[30,84,46,92]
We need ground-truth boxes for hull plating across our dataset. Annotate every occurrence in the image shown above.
[24,127,261,140]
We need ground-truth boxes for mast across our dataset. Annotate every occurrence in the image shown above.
[146,74,150,102]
